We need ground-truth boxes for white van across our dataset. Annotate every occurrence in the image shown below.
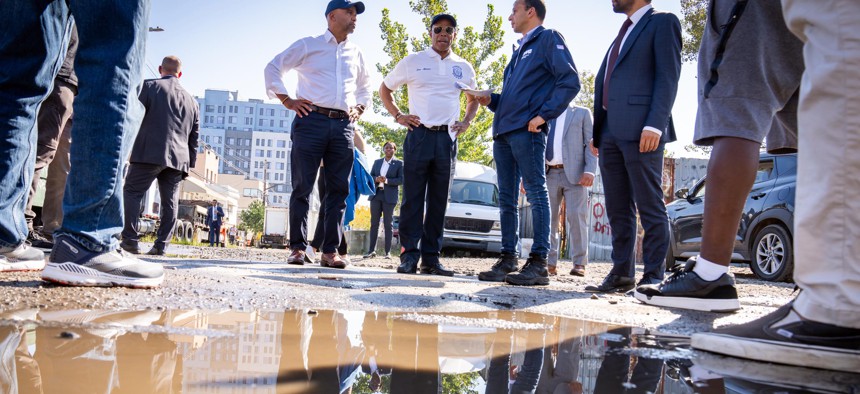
[442,162,502,254]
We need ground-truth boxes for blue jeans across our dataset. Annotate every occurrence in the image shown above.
[0,0,149,252]
[493,129,551,257]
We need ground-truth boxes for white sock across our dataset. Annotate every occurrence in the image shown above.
[692,255,730,281]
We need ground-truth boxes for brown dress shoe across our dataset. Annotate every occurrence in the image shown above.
[320,253,347,269]
[287,249,306,265]
[570,264,586,277]
[547,265,558,276]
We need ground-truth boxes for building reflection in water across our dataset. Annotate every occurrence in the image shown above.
[0,308,857,393]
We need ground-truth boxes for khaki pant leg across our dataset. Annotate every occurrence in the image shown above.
[783,0,860,328]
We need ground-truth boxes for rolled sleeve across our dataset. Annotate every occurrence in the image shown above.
[382,56,409,91]
[355,50,372,108]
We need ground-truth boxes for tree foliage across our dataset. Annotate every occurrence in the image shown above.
[572,70,596,111]
[360,0,507,166]
[680,0,707,62]
[238,200,264,234]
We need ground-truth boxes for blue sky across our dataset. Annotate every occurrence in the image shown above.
[146,0,699,157]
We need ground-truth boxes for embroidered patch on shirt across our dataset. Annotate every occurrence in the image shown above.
[557,45,565,50]
[452,65,463,79]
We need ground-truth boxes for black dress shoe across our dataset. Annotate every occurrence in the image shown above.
[119,240,140,255]
[420,257,454,277]
[397,255,419,274]
[146,247,165,256]
[585,274,635,293]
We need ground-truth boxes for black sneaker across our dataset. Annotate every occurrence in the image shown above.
[42,235,164,288]
[504,254,549,286]
[692,301,860,373]
[478,253,518,282]
[633,258,740,312]
[27,231,54,249]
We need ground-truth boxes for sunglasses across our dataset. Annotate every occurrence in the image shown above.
[432,26,456,34]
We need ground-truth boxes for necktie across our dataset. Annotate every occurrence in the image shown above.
[602,18,633,109]
[546,118,557,161]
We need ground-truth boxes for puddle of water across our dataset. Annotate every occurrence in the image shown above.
[0,308,857,393]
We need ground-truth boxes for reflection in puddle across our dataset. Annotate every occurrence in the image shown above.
[0,309,857,393]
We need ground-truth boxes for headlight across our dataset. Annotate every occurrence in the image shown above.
[492,221,501,231]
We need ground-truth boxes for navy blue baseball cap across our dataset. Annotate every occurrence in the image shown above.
[325,0,365,16]
[430,13,457,28]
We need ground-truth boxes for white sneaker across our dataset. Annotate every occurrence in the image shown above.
[0,243,46,272]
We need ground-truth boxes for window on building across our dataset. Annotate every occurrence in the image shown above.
[277,140,286,148]
[267,139,272,147]
[279,120,285,128]
[245,107,253,114]
[226,137,234,145]
[217,106,225,113]
[259,108,264,116]
[269,119,274,127]
[215,136,222,144]
[258,119,264,126]
[204,136,210,143]
[216,116,224,124]
[268,109,275,116]
[228,116,236,124]
[266,150,272,158]
[255,149,264,157]
[276,163,284,170]
[205,105,215,112]
[245,117,252,125]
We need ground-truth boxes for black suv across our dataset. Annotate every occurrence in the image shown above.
[666,153,797,282]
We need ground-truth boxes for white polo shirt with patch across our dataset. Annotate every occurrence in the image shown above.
[383,48,476,128]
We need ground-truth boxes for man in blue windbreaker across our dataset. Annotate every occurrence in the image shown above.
[471,0,580,286]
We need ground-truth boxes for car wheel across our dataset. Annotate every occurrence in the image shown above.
[750,224,794,282]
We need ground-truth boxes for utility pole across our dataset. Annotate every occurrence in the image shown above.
[262,159,268,236]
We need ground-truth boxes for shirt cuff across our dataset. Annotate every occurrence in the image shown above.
[643,126,663,137]
[583,172,595,177]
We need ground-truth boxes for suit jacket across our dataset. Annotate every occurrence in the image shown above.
[593,8,682,146]
[206,205,224,227]
[130,75,200,174]
[553,105,598,185]
[369,158,403,205]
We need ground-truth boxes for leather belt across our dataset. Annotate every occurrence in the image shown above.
[420,124,449,132]
[547,164,564,169]
[311,105,349,119]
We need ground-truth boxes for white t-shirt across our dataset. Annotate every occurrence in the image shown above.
[383,48,476,128]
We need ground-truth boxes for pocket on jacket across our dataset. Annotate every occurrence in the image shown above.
[628,95,652,106]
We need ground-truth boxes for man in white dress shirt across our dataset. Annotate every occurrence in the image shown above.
[379,14,479,276]
[264,0,371,269]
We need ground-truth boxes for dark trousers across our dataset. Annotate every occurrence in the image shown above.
[208,225,221,246]
[593,327,663,394]
[310,166,347,255]
[598,125,668,280]
[121,163,183,248]
[289,112,354,253]
[367,197,395,254]
[25,79,75,230]
[399,126,456,261]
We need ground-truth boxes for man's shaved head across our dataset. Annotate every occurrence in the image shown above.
[160,56,182,76]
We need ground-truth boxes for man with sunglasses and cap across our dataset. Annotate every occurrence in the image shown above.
[379,13,479,276]
[264,0,371,269]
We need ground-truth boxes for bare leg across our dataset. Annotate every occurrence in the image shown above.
[699,137,761,266]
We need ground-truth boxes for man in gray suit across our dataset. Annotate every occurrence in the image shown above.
[546,105,597,277]
[363,141,402,259]
[586,0,682,293]
[120,56,199,256]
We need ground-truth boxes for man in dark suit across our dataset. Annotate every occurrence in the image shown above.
[205,200,224,247]
[585,0,681,293]
[120,56,199,256]
[363,141,402,259]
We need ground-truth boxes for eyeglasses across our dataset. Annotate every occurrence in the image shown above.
[432,26,456,35]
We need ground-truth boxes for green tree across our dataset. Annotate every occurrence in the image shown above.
[572,70,596,111]
[680,0,707,62]
[238,200,265,234]
[360,0,506,166]
[442,372,480,394]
